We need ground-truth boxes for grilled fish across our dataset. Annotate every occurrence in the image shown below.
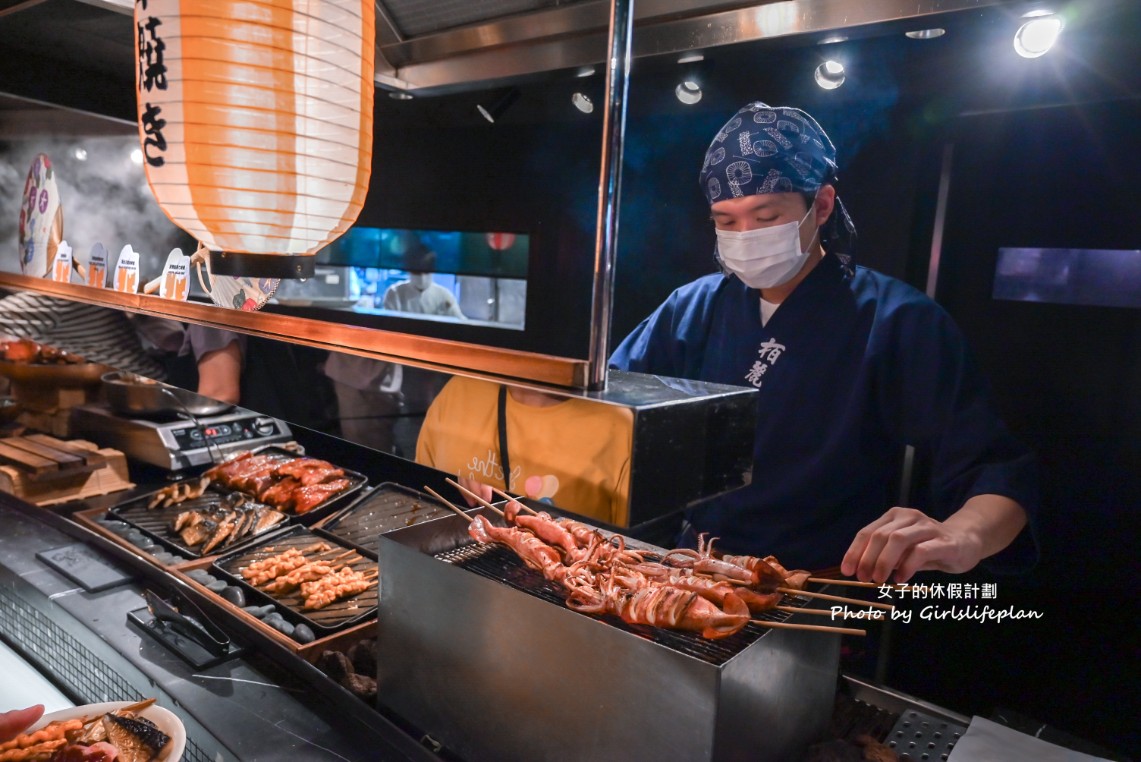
[102,712,171,762]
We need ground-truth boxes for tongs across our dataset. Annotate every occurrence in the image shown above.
[144,589,231,656]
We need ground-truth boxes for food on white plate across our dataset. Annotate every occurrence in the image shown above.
[0,699,175,762]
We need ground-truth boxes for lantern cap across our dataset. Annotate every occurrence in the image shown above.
[209,251,316,280]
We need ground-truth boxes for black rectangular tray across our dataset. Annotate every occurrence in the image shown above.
[211,525,377,633]
[108,485,289,559]
[205,446,369,524]
[317,483,451,558]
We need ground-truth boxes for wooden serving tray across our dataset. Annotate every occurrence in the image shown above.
[0,437,131,505]
[0,434,106,480]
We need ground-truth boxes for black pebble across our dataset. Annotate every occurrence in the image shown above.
[293,624,315,644]
[205,579,228,593]
[220,586,246,607]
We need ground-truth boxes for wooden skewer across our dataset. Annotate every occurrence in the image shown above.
[752,619,866,637]
[775,605,886,620]
[445,477,506,518]
[807,577,905,589]
[425,486,475,523]
[489,486,539,515]
[778,587,894,611]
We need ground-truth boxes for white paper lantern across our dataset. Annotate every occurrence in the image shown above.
[134,0,375,278]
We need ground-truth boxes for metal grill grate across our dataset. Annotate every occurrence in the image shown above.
[322,483,448,556]
[0,588,213,762]
[435,541,813,667]
[110,489,286,559]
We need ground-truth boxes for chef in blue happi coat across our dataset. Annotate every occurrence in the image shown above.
[611,102,1037,582]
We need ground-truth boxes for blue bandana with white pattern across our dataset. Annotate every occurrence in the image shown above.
[699,102,838,204]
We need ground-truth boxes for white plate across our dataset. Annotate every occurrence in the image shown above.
[30,700,185,761]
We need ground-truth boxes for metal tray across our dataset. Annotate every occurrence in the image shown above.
[212,525,378,633]
[205,446,368,524]
[317,483,451,558]
[108,486,288,559]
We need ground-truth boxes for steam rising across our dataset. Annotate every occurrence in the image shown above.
[0,135,190,278]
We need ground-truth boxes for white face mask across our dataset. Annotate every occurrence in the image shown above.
[715,201,818,290]
[409,272,432,291]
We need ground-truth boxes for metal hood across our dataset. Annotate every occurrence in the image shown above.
[373,0,1023,94]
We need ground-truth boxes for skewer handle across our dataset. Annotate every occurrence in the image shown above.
[752,619,866,637]
[775,605,885,620]
[778,587,894,611]
[425,485,476,523]
[445,477,506,518]
[807,577,905,589]
[489,486,540,515]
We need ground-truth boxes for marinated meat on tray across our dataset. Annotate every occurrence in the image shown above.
[275,457,345,486]
[204,451,356,514]
[292,479,352,514]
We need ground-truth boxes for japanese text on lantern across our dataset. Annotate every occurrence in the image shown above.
[136,0,168,168]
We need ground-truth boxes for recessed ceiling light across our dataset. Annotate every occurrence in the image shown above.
[1014,15,1062,58]
[677,52,705,64]
[675,81,702,105]
[388,91,414,100]
[72,147,88,161]
[129,148,143,165]
[820,35,848,45]
[576,66,596,78]
[1021,8,1056,17]
[905,28,946,39]
[814,60,846,90]
[572,92,594,114]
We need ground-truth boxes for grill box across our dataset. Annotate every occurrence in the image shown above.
[376,510,840,761]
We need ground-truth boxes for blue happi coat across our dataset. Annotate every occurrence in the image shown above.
[611,254,1037,571]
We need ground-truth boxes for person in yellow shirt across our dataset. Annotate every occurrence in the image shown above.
[415,376,633,525]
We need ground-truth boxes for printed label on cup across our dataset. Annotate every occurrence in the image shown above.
[51,240,74,283]
[159,248,191,301]
[87,243,108,288]
[114,244,140,293]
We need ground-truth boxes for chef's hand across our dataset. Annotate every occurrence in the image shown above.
[456,476,494,508]
[841,495,1028,583]
[0,705,44,743]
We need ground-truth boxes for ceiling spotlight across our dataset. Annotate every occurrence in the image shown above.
[677,52,705,64]
[571,92,594,114]
[820,35,848,45]
[388,91,414,100]
[675,80,702,105]
[476,88,521,124]
[575,66,596,78]
[1014,15,1062,58]
[129,148,143,165]
[72,147,88,161]
[905,28,946,39]
[814,60,846,90]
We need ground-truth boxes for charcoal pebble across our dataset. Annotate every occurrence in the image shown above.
[269,619,295,636]
[186,570,215,584]
[293,624,315,644]
[99,520,131,535]
[205,579,228,593]
[133,537,156,551]
[220,586,246,606]
[242,604,276,618]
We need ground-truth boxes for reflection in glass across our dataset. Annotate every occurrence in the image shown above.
[994,247,1141,309]
[273,226,530,329]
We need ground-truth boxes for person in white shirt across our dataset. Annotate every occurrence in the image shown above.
[381,243,464,318]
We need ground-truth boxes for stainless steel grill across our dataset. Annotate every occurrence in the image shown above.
[377,510,840,762]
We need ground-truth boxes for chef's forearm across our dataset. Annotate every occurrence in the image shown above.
[944,493,1028,561]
